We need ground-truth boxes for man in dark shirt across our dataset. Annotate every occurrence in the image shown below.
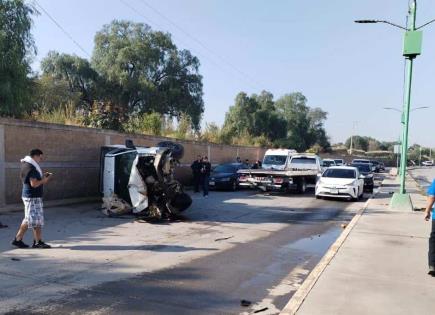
[12,149,53,249]
[201,156,211,197]
[191,155,202,193]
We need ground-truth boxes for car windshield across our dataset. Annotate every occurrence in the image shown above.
[323,161,335,167]
[263,155,287,165]
[213,165,236,173]
[323,169,356,179]
[334,159,343,164]
[291,157,316,164]
[352,164,371,173]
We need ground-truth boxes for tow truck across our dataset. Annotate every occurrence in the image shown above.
[237,149,323,193]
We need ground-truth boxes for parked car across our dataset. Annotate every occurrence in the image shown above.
[351,163,374,193]
[334,159,345,166]
[315,166,364,201]
[352,159,370,164]
[370,160,381,172]
[322,159,337,168]
[422,160,434,166]
[209,163,246,191]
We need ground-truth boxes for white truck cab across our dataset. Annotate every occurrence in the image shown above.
[289,154,323,172]
[262,149,298,170]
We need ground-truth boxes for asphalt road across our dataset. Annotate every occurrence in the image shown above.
[409,166,435,190]
[1,181,380,315]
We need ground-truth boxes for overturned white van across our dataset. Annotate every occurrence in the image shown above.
[100,140,192,220]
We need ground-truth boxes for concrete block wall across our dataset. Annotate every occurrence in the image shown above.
[0,118,266,207]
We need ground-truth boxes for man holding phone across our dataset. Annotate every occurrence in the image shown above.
[12,149,53,249]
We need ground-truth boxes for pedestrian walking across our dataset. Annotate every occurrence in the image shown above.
[424,178,435,275]
[201,156,211,197]
[12,149,53,249]
[191,155,202,193]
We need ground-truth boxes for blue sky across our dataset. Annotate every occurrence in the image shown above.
[30,0,435,146]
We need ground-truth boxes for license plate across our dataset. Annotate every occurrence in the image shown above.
[330,188,338,194]
[209,181,215,186]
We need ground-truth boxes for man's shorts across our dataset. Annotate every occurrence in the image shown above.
[22,197,44,228]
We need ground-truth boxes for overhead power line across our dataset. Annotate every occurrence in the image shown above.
[120,0,262,90]
[33,0,91,58]
[138,0,264,90]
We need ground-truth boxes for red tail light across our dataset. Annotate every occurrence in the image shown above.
[273,177,284,184]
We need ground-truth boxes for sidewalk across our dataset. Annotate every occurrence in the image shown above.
[281,173,435,315]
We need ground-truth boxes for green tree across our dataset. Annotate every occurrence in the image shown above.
[91,20,204,129]
[201,122,222,143]
[32,75,81,111]
[345,136,369,151]
[222,91,287,144]
[275,93,312,151]
[40,51,99,110]
[125,112,163,135]
[308,107,330,151]
[0,0,36,116]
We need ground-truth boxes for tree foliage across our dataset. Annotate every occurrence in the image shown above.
[91,20,204,129]
[222,91,330,151]
[40,51,99,110]
[0,0,36,116]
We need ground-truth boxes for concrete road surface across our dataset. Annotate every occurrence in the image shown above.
[0,187,373,315]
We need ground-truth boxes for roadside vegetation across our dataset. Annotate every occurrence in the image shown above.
[0,1,334,153]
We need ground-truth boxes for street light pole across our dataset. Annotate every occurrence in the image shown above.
[355,0,428,210]
[398,1,417,195]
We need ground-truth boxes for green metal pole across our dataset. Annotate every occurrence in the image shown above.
[398,0,417,194]
[399,58,414,193]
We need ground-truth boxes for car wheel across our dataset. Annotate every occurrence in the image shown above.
[231,180,238,191]
[315,195,321,200]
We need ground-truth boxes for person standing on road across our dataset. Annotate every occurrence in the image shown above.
[12,149,53,249]
[201,156,211,198]
[424,179,435,275]
[191,155,202,193]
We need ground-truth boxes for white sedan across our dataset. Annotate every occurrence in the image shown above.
[315,166,364,201]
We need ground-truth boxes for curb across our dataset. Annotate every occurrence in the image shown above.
[279,197,371,315]
[407,170,427,195]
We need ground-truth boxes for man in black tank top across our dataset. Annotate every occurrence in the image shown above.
[12,149,53,249]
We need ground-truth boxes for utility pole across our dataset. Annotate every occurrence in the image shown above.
[349,121,358,155]
[355,0,433,210]
[419,146,422,166]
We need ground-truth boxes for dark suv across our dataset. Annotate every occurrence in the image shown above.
[351,163,374,193]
